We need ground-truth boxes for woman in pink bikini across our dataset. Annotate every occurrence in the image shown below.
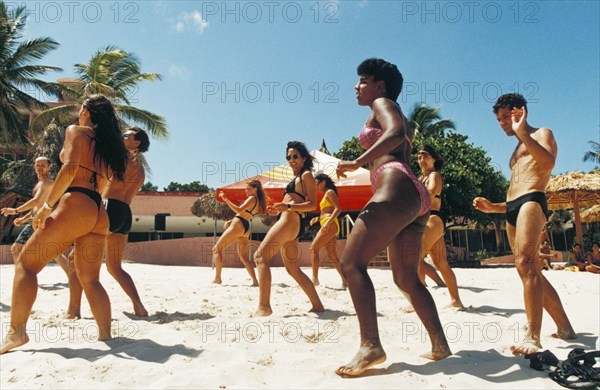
[335,58,451,376]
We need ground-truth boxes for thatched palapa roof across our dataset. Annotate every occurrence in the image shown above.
[580,205,600,223]
[545,171,600,210]
[545,171,600,245]
[191,191,235,220]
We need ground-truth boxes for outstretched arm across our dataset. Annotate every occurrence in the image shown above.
[220,192,253,215]
[473,197,507,214]
[1,180,51,216]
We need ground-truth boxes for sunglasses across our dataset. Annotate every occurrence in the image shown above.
[286,154,300,161]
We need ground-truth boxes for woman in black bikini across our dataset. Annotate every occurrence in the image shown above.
[1,94,128,354]
[416,145,464,309]
[214,179,266,286]
[253,141,324,316]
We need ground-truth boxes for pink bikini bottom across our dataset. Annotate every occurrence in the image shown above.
[371,161,431,217]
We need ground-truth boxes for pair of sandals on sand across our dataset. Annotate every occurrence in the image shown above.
[525,348,600,389]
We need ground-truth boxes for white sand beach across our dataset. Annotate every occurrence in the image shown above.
[0,263,598,389]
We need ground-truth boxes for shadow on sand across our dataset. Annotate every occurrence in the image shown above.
[123,311,215,324]
[27,337,202,363]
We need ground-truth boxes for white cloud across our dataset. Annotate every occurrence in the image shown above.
[173,10,209,33]
[167,64,192,81]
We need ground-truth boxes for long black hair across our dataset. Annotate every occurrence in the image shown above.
[287,141,315,172]
[315,173,338,195]
[419,144,444,171]
[83,94,128,181]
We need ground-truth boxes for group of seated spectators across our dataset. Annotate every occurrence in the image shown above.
[543,241,600,273]
[564,242,600,273]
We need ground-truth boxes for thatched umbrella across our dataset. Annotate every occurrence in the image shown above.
[191,190,235,223]
[546,171,600,245]
[581,205,600,223]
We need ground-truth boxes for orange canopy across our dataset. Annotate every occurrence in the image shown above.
[216,151,372,212]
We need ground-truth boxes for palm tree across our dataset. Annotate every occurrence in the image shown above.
[408,103,456,137]
[31,46,169,140]
[583,141,600,164]
[0,1,62,146]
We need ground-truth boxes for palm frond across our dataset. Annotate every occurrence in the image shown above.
[1,37,60,70]
[583,141,600,163]
[115,105,169,140]
[408,103,455,137]
[29,103,78,135]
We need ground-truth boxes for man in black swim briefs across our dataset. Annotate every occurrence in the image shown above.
[473,93,576,356]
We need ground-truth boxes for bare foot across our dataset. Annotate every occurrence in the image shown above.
[134,305,149,318]
[551,328,577,340]
[98,333,113,342]
[1,333,29,354]
[212,278,222,285]
[309,303,325,313]
[312,278,320,286]
[421,348,452,360]
[251,280,259,287]
[448,300,465,310]
[254,305,273,317]
[511,340,541,355]
[402,305,415,314]
[64,311,81,320]
[336,344,387,377]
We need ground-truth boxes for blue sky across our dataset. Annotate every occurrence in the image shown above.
[16,0,600,190]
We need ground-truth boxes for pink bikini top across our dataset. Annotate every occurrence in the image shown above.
[358,124,412,150]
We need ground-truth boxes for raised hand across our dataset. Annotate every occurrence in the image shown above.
[511,106,527,138]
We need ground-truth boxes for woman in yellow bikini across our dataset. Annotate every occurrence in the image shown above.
[309,173,346,287]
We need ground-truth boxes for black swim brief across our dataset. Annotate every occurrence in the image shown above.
[235,215,250,233]
[505,191,548,227]
[106,198,132,234]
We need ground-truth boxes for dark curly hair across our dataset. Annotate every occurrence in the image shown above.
[493,93,527,114]
[357,58,403,101]
[287,141,315,171]
[315,173,338,195]
[418,144,444,171]
[83,94,128,181]
[130,127,150,153]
